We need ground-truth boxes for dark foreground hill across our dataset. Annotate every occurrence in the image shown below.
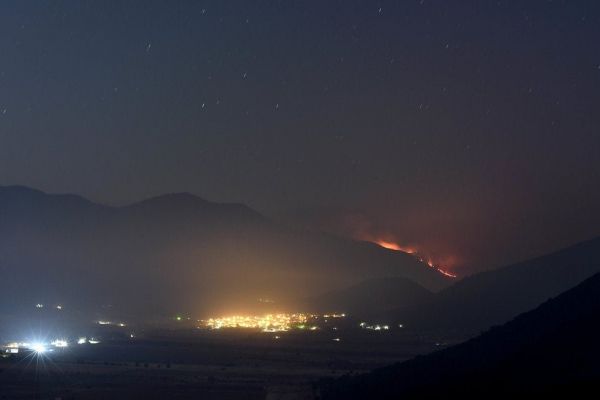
[0,185,449,320]
[388,236,600,332]
[320,272,600,399]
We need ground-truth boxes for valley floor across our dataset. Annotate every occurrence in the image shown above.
[0,330,459,399]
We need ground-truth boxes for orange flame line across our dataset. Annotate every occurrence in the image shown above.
[373,240,457,278]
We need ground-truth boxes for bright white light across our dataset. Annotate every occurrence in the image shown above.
[77,337,87,344]
[88,339,101,344]
[51,339,68,348]
[30,342,47,353]
[35,304,44,309]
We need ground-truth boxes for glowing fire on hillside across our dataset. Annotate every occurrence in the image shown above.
[374,240,457,278]
[375,240,415,254]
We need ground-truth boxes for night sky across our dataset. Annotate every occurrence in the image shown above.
[1,1,599,274]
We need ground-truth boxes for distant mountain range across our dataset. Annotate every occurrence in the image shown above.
[320,271,600,398]
[384,236,600,333]
[0,185,450,319]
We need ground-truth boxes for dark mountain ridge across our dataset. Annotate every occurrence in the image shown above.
[388,236,600,332]
[321,272,600,398]
[0,185,450,320]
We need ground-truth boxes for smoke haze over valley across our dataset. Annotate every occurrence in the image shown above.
[1,1,600,398]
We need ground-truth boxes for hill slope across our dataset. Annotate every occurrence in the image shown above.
[321,272,600,398]
[389,236,600,332]
[305,277,433,316]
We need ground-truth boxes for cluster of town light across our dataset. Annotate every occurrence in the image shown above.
[201,312,346,332]
[202,313,309,332]
[34,303,65,310]
[3,337,102,355]
[359,322,390,331]
[4,341,66,353]
[97,320,127,327]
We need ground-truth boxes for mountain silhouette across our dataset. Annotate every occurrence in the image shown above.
[320,271,600,398]
[0,185,450,320]
[387,236,600,332]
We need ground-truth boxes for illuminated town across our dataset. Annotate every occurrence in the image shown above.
[2,308,404,358]
[2,337,101,356]
[200,312,347,332]
[359,322,390,331]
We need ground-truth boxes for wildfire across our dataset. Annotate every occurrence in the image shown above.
[375,240,415,254]
[436,268,457,278]
[374,240,457,278]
